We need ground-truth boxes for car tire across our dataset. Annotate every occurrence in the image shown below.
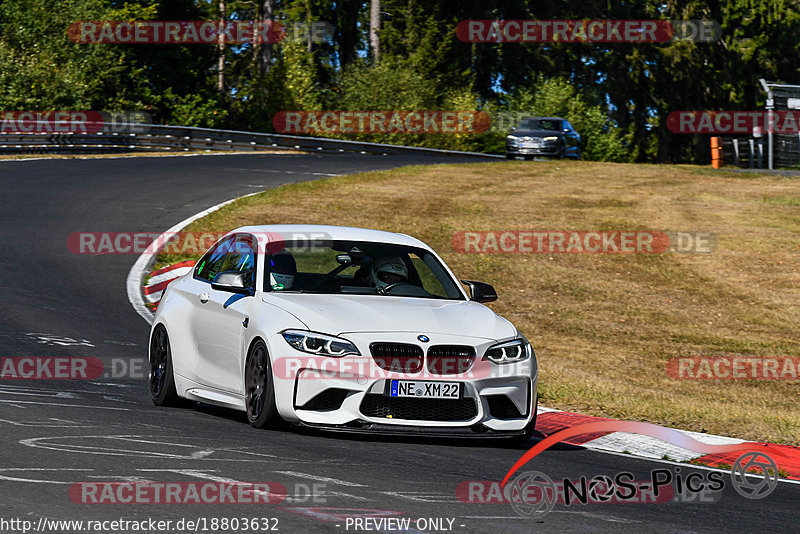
[557,142,566,159]
[506,154,515,160]
[149,324,180,406]
[245,339,283,429]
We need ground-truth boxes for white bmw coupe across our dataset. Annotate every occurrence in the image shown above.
[149,225,538,442]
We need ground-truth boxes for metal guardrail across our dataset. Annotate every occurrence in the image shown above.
[0,122,501,159]
[720,137,765,169]
[720,133,800,169]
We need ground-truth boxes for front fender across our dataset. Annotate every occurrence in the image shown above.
[246,299,308,421]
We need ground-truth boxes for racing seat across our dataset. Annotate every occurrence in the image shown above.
[353,266,372,287]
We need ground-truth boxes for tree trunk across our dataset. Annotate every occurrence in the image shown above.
[256,0,274,75]
[217,0,226,94]
[370,0,380,63]
[306,0,313,53]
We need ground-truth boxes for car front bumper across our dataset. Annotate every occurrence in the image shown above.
[506,144,561,156]
[268,332,538,436]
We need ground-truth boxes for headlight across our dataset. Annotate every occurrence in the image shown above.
[281,330,360,358]
[507,136,519,142]
[483,338,531,364]
[543,136,559,142]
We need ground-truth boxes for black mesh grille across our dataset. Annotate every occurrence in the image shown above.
[359,394,478,421]
[370,343,423,373]
[426,345,476,375]
[296,388,349,411]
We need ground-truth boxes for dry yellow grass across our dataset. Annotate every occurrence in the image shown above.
[170,160,800,444]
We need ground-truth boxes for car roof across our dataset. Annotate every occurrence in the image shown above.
[229,224,430,249]
[521,116,565,121]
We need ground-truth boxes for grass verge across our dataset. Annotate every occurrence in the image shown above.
[160,160,800,444]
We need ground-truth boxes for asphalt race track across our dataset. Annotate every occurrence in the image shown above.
[0,153,797,533]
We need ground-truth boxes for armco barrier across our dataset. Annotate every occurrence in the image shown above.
[0,122,501,159]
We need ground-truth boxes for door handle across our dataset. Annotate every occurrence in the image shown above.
[199,292,209,303]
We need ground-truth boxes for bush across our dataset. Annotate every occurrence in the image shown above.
[168,92,228,129]
[326,60,502,152]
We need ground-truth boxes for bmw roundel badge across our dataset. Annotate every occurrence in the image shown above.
[418,335,430,343]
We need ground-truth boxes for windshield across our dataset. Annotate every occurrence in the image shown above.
[264,240,464,300]
[519,118,561,131]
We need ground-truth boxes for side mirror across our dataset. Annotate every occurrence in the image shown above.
[461,280,498,303]
[212,271,253,295]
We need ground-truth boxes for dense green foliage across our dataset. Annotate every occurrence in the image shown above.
[2,0,799,162]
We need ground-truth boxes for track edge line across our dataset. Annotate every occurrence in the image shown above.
[126,191,263,326]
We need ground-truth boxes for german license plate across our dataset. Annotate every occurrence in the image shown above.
[522,141,541,148]
[389,380,460,399]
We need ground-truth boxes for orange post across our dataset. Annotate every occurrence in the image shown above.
[711,136,722,169]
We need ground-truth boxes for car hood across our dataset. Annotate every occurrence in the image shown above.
[262,293,516,341]
[509,129,563,138]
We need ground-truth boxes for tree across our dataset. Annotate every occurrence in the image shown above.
[370,0,381,62]
[0,0,153,110]
[257,0,275,75]
[217,0,226,94]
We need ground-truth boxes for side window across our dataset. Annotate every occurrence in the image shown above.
[195,237,236,283]
[219,237,256,289]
